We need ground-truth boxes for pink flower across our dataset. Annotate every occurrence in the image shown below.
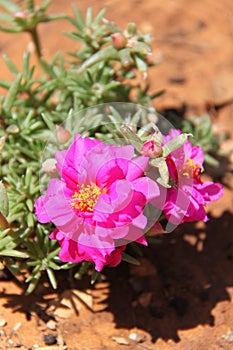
[35,134,160,271]
[162,129,223,225]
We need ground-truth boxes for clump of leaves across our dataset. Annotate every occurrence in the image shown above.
[182,114,227,167]
[0,1,163,293]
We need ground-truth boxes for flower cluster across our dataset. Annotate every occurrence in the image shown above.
[35,134,160,271]
[35,130,223,272]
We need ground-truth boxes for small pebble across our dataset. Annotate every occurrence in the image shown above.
[0,329,6,336]
[0,318,7,327]
[222,330,233,343]
[8,338,14,346]
[129,332,146,343]
[129,333,137,341]
[112,336,130,345]
[44,333,57,345]
[13,322,22,332]
[46,320,57,331]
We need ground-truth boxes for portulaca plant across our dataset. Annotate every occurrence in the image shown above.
[0,0,223,293]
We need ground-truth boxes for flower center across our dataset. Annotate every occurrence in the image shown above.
[70,183,101,212]
[181,158,201,180]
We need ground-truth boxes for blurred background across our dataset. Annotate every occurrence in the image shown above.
[1,0,232,112]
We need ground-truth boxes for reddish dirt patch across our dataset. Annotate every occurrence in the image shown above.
[0,1,233,349]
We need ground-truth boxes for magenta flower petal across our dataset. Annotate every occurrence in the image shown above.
[125,156,149,180]
[56,134,102,188]
[132,176,160,202]
[191,145,204,165]
[195,181,224,203]
[42,178,75,227]
[79,143,134,185]
[34,195,50,223]
[49,229,126,271]
[35,134,159,271]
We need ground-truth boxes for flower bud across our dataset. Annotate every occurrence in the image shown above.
[126,23,137,36]
[14,11,27,19]
[56,125,71,144]
[111,33,126,49]
[145,52,154,65]
[42,158,58,178]
[6,124,20,134]
[141,140,162,158]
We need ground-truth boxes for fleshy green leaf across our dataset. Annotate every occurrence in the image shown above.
[0,249,28,258]
[134,55,147,72]
[150,158,171,188]
[2,54,19,74]
[120,124,143,152]
[0,181,9,217]
[77,46,118,73]
[162,133,192,158]
[0,11,13,23]
[91,269,101,284]
[0,0,21,13]
[122,252,140,265]
[47,267,57,289]
[2,73,22,113]
[0,25,21,32]
[204,153,220,167]
[93,8,106,25]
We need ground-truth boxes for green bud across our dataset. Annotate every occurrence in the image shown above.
[126,22,137,36]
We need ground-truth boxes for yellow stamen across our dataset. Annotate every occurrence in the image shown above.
[70,183,101,212]
[181,158,200,179]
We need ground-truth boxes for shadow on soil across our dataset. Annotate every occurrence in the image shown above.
[105,210,233,342]
[0,211,232,343]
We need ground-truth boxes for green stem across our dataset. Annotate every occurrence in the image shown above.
[28,27,49,76]
[29,27,42,60]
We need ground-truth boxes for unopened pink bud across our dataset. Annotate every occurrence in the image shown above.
[141,140,162,158]
[42,159,58,178]
[14,11,27,19]
[145,53,154,64]
[111,33,126,49]
[56,125,71,144]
